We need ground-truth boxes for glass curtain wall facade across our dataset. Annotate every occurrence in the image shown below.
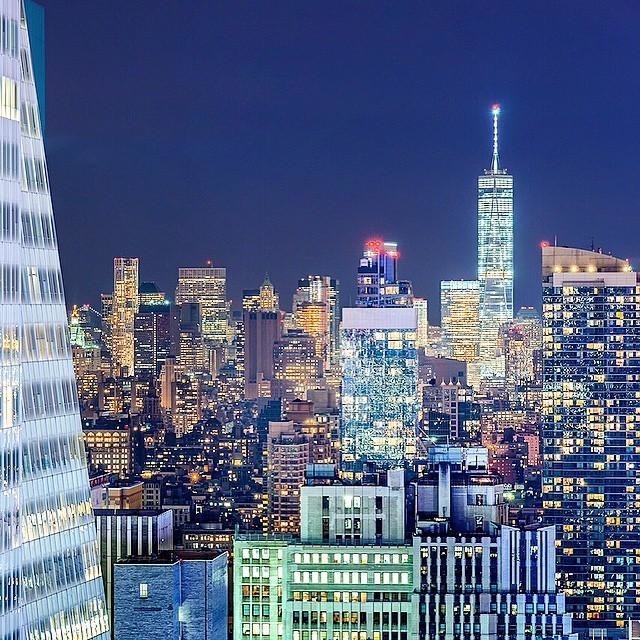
[478,106,513,378]
[542,246,640,638]
[0,2,108,639]
[340,308,418,468]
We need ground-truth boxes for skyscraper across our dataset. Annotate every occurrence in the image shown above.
[111,257,139,374]
[243,310,282,399]
[0,3,108,637]
[134,303,171,380]
[341,307,418,468]
[356,239,413,308]
[293,275,340,369]
[478,105,513,379]
[272,330,324,401]
[413,296,429,349]
[502,306,542,397]
[542,245,640,638]
[440,280,480,364]
[175,266,228,346]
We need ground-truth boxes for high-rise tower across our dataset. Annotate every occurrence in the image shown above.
[542,246,640,638]
[477,105,513,378]
[0,3,109,638]
[356,239,413,308]
[111,257,139,374]
[175,265,228,346]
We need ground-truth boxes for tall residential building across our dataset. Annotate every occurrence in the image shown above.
[542,245,640,638]
[0,3,108,637]
[111,257,139,374]
[266,421,310,534]
[440,280,480,364]
[356,239,413,307]
[175,266,228,345]
[341,307,418,468]
[293,275,340,368]
[478,105,513,379]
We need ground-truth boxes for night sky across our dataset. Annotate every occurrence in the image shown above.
[39,1,640,319]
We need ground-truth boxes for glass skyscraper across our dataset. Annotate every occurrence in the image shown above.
[0,3,108,638]
[542,245,640,638]
[478,105,513,378]
[340,307,418,468]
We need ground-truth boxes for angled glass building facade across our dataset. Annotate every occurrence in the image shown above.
[542,246,640,639]
[340,307,418,468]
[478,105,513,379]
[0,3,108,638]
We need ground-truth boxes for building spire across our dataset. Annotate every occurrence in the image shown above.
[491,104,500,173]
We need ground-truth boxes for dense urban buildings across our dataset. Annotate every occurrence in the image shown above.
[542,245,640,638]
[0,3,108,637]
[235,448,576,640]
[14,28,622,636]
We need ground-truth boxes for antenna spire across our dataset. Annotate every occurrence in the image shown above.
[491,104,500,173]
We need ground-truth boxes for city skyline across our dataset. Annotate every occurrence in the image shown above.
[6,3,640,639]
[36,1,640,315]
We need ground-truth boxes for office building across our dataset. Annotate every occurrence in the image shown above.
[138,280,166,306]
[294,275,340,368]
[414,297,429,349]
[422,379,476,443]
[244,310,282,399]
[175,266,229,345]
[294,301,328,366]
[176,302,207,376]
[0,6,108,637]
[134,302,171,380]
[341,307,418,468]
[356,239,413,307]
[440,280,480,375]
[502,306,543,396]
[273,330,324,401]
[113,551,228,640]
[83,416,133,476]
[94,508,174,629]
[542,245,640,638]
[478,105,514,379]
[111,257,139,374]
